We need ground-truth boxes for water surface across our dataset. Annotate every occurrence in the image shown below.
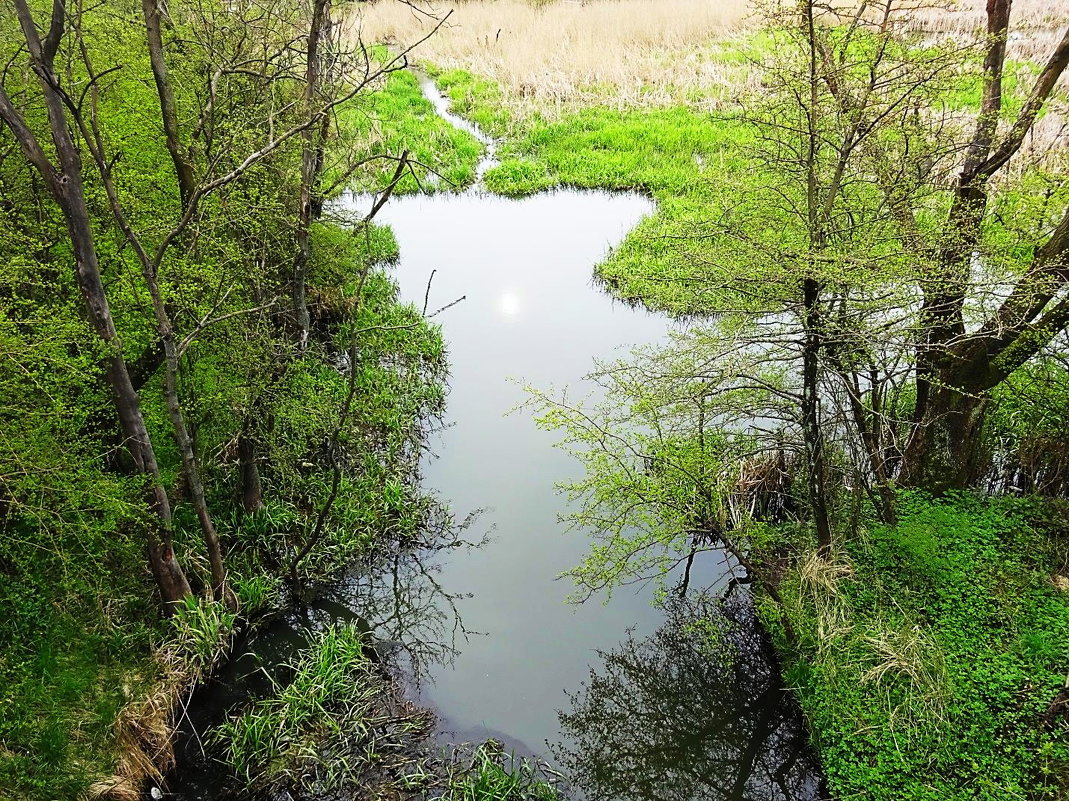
[170,76,826,801]
[341,186,707,752]
[332,80,825,798]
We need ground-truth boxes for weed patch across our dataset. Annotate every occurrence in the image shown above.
[763,495,1069,800]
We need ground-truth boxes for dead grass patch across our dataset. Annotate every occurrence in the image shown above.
[905,0,1069,64]
[348,0,755,114]
[87,600,235,801]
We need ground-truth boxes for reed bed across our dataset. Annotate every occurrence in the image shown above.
[349,0,755,113]
[905,0,1069,64]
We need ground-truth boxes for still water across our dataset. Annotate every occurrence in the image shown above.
[169,76,825,801]
[339,186,678,753]
[329,76,824,796]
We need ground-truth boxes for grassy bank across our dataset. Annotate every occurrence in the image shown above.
[429,65,754,314]
[0,234,444,800]
[761,495,1069,800]
[0,54,472,799]
[215,622,562,800]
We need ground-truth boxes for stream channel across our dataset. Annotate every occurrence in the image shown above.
[167,75,826,801]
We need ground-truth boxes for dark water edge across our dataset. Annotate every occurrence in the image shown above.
[158,568,829,801]
[553,588,830,801]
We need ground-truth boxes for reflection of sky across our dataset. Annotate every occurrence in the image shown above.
[497,289,521,318]
[338,187,732,760]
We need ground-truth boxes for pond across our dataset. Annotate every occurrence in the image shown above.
[167,75,825,801]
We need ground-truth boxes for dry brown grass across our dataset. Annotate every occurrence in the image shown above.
[350,0,1069,119]
[906,0,1069,64]
[348,0,756,113]
[87,671,181,801]
[86,600,235,801]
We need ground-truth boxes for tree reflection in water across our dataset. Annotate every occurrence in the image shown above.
[555,591,827,801]
[310,505,485,682]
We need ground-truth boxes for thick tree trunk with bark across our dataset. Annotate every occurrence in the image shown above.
[900,381,989,492]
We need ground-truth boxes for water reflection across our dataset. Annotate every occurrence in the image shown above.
[497,289,522,318]
[555,591,827,801]
[167,504,485,800]
[315,507,487,682]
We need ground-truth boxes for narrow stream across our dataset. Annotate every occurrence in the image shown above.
[167,75,826,801]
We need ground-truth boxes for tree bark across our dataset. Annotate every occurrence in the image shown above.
[141,0,196,209]
[899,382,989,492]
[801,277,833,553]
[294,0,333,350]
[238,433,265,514]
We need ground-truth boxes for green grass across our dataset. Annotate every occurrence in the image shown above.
[0,587,159,801]
[429,67,756,314]
[431,67,514,139]
[216,623,397,790]
[445,746,561,801]
[761,494,1069,801]
[338,68,484,195]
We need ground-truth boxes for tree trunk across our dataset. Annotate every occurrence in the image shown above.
[294,0,333,350]
[141,0,196,209]
[160,340,229,602]
[899,380,988,492]
[238,433,265,514]
[801,277,833,554]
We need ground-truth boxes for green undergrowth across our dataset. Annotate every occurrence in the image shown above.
[0,564,158,800]
[444,746,561,801]
[0,218,444,800]
[216,623,560,800]
[0,47,452,796]
[760,494,1069,800]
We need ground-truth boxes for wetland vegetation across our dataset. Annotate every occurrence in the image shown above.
[3,0,1069,799]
